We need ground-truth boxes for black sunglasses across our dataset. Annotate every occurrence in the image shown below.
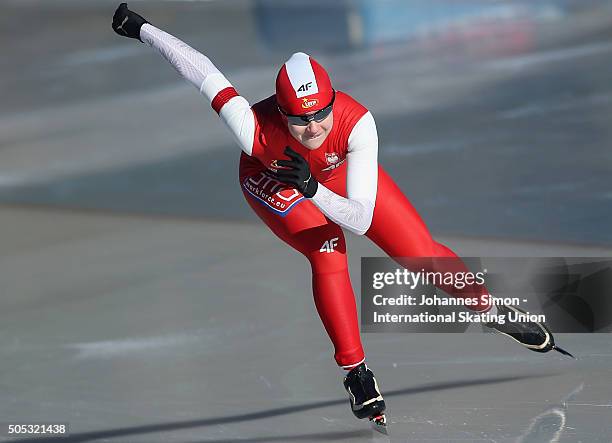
[279,90,335,126]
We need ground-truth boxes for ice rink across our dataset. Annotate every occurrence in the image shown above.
[2,1,612,441]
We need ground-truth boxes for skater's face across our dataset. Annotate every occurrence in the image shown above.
[285,111,334,150]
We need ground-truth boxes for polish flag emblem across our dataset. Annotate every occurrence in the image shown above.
[325,152,339,165]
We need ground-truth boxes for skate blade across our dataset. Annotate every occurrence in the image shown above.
[553,345,576,359]
[369,413,388,435]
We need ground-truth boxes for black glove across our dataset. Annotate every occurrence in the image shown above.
[273,147,319,198]
[112,3,148,42]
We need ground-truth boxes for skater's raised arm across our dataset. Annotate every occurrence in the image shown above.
[111,3,256,155]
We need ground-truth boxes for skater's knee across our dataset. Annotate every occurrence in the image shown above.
[432,241,455,257]
[308,250,349,275]
[403,239,451,257]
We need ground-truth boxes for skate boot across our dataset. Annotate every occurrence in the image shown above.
[486,304,574,358]
[343,363,386,428]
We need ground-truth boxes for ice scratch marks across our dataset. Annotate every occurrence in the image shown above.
[61,46,144,68]
[566,403,612,408]
[259,375,273,390]
[65,332,204,359]
[486,41,612,72]
[498,93,612,120]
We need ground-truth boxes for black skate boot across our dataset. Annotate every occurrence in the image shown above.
[486,305,574,358]
[343,363,386,429]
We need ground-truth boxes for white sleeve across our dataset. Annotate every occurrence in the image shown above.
[139,24,255,155]
[310,112,378,235]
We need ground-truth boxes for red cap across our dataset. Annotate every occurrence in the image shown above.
[275,52,333,115]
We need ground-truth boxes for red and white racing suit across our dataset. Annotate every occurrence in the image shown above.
[141,24,492,369]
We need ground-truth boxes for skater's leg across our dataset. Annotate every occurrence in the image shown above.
[240,164,364,368]
[366,167,493,312]
[295,226,365,369]
[239,160,387,422]
[366,167,571,356]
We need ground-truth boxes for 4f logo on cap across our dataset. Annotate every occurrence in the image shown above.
[297,82,313,93]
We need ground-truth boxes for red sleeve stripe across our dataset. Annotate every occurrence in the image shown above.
[211,87,239,114]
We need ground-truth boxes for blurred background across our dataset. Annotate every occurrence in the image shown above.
[2,1,612,441]
[1,0,612,243]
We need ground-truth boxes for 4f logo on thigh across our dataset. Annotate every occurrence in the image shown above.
[320,237,339,253]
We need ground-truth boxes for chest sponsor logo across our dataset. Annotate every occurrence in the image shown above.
[242,171,304,216]
[301,98,319,109]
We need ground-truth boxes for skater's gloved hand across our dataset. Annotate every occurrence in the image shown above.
[112,3,148,42]
[273,146,318,198]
